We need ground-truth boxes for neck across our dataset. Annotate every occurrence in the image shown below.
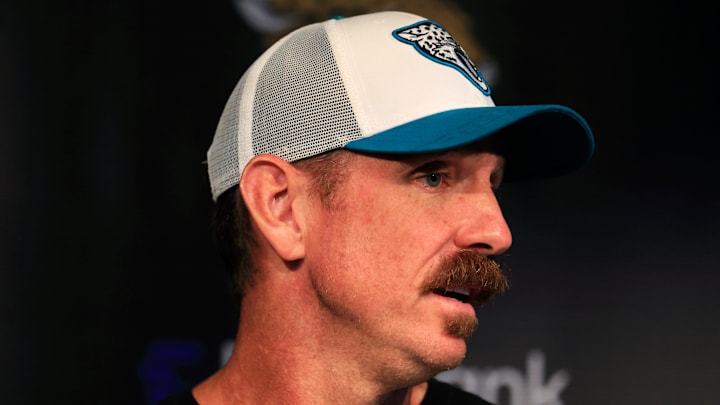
[192,275,430,405]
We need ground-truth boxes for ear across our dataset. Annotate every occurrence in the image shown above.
[239,154,307,262]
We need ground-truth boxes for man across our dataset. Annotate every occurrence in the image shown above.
[159,10,594,405]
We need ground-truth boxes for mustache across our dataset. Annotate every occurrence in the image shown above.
[425,250,510,306]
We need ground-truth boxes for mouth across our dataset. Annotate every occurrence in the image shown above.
[431,286,497,307]
[432,287,471,303]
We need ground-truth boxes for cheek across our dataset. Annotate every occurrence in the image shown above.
[309,183,455,288]
[308,196,405,287]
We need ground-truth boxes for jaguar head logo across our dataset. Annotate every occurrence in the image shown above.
[393,20,491,95]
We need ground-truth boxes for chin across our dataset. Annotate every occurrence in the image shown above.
[419,339,469,375]
[410,313,476,372]
[381,336,467,389]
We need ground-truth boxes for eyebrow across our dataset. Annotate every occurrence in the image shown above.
[405,150,505,168]
[399,152,506,183]
[412,160,449,172]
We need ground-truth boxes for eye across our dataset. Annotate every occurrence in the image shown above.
[422,173,444,188]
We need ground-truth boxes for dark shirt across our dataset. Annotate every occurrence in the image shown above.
[157,378,493,404]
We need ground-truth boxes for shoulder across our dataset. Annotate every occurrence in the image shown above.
[422,378,495,405]
[155,390,199,405]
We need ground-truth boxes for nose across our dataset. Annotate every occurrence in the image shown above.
[453,190,513,255]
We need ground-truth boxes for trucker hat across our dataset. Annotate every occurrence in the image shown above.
[207,11,595,201]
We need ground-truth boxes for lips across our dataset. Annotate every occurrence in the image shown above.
[431,286,498,307]
[432,286,471,303]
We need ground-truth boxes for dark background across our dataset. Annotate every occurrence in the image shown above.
[2,0,718,404]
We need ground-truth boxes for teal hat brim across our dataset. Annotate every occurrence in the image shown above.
[344,104,594,181]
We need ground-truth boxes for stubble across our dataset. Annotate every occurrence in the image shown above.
[425,250,510,339]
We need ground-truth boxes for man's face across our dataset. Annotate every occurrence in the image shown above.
[302,146,512,383]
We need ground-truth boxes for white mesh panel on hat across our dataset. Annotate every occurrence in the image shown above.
[250,23,362,165]
[207,21,366,201]
[207,74,247,200]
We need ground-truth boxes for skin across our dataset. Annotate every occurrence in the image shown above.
[194,145,512,405]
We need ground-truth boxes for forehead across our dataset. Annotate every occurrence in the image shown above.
[347,143,506,171]
[352,134,504,161]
